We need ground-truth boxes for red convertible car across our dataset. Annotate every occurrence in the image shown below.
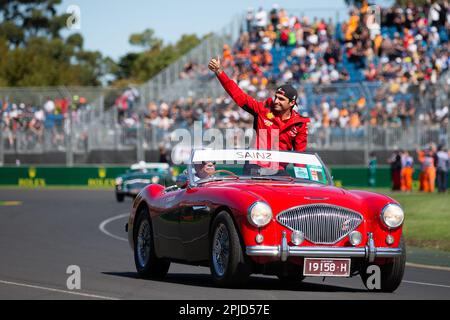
[126,149,405,292]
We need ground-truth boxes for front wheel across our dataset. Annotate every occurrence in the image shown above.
[133,209,170,279]
[361,236,406,292]
[209,212,251,287]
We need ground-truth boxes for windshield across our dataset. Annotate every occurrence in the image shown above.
[130,168,167,174]
[188,149,331,186]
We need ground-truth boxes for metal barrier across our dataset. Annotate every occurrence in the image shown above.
[308,123,449,151]
[1,87,449,165]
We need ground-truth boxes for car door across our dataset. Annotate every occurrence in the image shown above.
[151,189,186,260]
[179,186,212,262]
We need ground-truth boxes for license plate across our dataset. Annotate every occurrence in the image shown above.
[303,258,351,277]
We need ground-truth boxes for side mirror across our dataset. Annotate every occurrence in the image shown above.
[176,174,189,189]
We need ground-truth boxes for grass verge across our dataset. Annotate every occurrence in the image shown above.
[360,188,450,252]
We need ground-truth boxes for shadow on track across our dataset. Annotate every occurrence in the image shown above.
[102,272,367,293]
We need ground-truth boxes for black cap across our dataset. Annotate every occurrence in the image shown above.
[276,84,298,104]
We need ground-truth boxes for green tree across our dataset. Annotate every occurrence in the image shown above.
[114,28,202,83]
[114,53,140,80]
[0,0,69,47]
[0,0,111,86]
[129,29,162,51]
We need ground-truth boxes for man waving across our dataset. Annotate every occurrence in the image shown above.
[208,57,310,153]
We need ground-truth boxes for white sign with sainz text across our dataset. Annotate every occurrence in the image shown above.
[192,149,323,167]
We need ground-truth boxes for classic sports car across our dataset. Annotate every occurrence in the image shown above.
[126,149,405,292]
[115,162,174,202]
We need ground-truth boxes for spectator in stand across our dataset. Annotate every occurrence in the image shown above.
[246,7,254,32]
[255,7,268,30]
[158,103,174,131]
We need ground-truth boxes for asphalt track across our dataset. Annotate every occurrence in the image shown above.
[0,188,449,300]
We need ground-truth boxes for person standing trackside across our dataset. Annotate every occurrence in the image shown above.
[401,150,414,193]
[436,146,449,193]
[388,150,402,191]
[368,152,377,187]
[208,56,310,154]
[418,145,437,193]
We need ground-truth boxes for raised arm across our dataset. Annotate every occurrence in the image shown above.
[208,57,262,114]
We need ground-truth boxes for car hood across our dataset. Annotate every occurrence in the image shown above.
[207,180,390,218]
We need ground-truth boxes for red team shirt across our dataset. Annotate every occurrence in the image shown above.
[217,71,310,152]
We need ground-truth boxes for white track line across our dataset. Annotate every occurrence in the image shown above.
[99,213,129,242]
[406,262,450,272]
[0,279,119,300]
[403,280,450,289]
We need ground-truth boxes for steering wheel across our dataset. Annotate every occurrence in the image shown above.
[212,170,238,177]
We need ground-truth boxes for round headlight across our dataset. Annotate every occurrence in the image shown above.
[248,202,272,228]
[115,177,123,185]
[291,231,305,246]
[381,204,404,229]
[255,234,264,244]
[386,235,395,245]
[348,231,362,246]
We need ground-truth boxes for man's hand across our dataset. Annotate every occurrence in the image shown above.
[208,56,222,75]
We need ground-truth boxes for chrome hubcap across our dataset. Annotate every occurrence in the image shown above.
[212,223,230,277]
[137,220,151,268]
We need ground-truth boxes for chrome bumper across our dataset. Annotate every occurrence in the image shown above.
[246,231,403,263]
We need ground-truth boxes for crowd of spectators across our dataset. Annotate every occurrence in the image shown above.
[228,1,449,87]
[1,96,91,152]
[166,1,450,132]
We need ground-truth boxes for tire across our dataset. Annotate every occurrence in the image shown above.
[116,192,125,202]
[209,212,251,287]
[133,208,170,279]
[361,236,406,293]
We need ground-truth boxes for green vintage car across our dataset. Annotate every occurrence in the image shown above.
[115,162,175,202]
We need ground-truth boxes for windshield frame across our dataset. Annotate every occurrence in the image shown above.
[187,149,333,188]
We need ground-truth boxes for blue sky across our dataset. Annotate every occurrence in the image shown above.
[59,0,394,60]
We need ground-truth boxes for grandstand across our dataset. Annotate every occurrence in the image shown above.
[0,2,449,166]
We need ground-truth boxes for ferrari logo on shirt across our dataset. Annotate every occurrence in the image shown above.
[288,127,298,137]
[263,119,273,127]
[266,112,275,120]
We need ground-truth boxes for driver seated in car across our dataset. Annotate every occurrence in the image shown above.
[193,161,216,182]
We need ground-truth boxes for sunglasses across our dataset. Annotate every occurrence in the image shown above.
[202,161,216,165]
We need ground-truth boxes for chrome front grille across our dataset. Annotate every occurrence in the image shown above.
[276,204,363,244]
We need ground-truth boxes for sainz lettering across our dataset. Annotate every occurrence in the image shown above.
[236,151,272,160]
